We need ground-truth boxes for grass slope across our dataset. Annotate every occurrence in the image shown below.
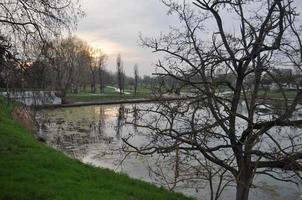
[0,103,191,200]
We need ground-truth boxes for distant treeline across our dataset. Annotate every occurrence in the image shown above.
[0,36,160,102]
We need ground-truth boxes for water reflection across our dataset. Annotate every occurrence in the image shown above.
[115,105,125,140]
[36,106,118,160]
[132,105,139,134]
[98,106,105,136]
[36,104,302,200]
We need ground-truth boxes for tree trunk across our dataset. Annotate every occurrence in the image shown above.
[90,69,96,93]
[99,67,104,93]
[134,80,137,97]
[60,90,67,104]
[236,169,252,200]
[236,183,250,200]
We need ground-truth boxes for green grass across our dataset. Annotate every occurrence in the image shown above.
[0,103,192,200]
[66,86,153,102]
[258,90,297,99]
[218,89,298,100]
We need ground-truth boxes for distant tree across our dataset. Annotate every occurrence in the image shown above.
[272,68,294,87]
[96,50,108,93]
[134,64,139,97]
[0,37,12,89]
[142,75,154,87]
[88,48,101,93]
[25,60,49,89]
[72,43,91,94]
[116,54,125,96]
[40,37,91,102]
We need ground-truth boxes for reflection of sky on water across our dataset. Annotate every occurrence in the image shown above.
[36,104,302,200]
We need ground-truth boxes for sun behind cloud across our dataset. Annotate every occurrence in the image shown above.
[76,32,132,57]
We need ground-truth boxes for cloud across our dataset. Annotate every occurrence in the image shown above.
[76,32,132,56]
[75,0,177,76]
[75,0,302,76]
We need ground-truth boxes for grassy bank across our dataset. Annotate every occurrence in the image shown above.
[0,103,191,200]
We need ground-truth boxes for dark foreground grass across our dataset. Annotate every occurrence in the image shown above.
[0,103,192,200]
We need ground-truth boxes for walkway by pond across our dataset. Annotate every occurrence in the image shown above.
[35,96,196,109]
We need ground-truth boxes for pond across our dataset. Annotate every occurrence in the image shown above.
[36,104,302,200]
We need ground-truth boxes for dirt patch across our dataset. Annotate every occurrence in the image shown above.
[12,107,38,134]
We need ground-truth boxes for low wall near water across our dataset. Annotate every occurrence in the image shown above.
[0,91,62,106]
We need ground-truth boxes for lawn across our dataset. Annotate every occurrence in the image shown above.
[258,90,297,99]
[0,102,191,200]
[66,86,153,102]
[218,89,298,100]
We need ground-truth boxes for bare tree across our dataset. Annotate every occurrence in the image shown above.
[134,64,139,97]
[0,0,82,94]
[89,48,98,94]
[116,54,125,96]
[0,0,81,55]
[0,37,11,89]
[40,37,91,103]
[124,1,302,200]
[73,47,91,94]
[96,50,108,93]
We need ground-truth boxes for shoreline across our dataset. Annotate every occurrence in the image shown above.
[33,96,196,109]
[33,95,301,110]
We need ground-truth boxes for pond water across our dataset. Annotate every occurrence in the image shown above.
[36,104,302,200]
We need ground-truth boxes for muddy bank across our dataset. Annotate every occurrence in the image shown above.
[12,107,38,134]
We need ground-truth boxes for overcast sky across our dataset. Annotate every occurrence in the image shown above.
[75,0,302,77]
[75,0,178,76]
